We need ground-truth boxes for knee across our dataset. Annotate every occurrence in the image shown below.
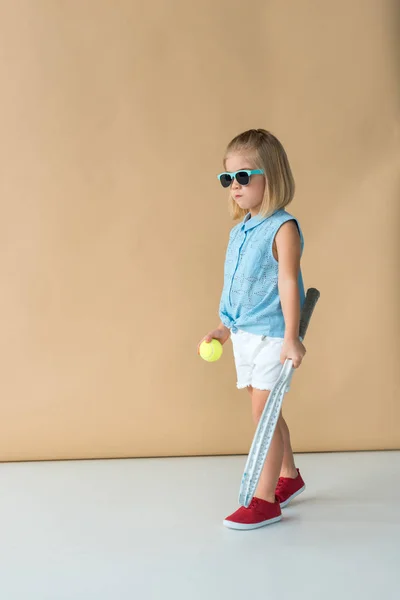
[252,401,265,424]
[279,412,288,430]
[251,390,271,424]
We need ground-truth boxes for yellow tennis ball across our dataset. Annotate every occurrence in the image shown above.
[199,339,223,362]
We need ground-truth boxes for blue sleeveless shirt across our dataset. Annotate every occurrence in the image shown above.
[219,209,305,337]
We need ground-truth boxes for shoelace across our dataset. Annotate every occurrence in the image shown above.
[275,479,285,495]
[248,498,263,510]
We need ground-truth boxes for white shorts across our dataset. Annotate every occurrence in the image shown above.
[231,330,287,391]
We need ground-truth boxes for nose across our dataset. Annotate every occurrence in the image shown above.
[232,178,241,190]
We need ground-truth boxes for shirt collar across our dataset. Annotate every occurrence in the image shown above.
[242,212,268,232]
[241,209,283,232]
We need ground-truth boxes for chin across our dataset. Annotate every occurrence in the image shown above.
[238,203,255,212]
[236,200,250,209]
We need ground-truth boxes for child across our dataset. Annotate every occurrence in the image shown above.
[198,129,307,530]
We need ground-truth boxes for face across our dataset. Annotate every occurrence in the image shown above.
[224,153,266,216]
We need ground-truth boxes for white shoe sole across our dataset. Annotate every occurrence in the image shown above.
[223,514,282,530]
[279,484,306,509]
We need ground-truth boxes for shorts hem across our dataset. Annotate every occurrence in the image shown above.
[236,381,252,390]
[237,381,291,392]
[251,381,276,391]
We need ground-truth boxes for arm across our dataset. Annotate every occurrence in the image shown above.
[197,322,230,354]
[275,220,306,367]
[213,322,231,342]
[275,220,301,340]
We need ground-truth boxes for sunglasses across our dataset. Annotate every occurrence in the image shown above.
[217,169,264,188]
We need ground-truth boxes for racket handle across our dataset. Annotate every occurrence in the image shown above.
[299,288,320,341]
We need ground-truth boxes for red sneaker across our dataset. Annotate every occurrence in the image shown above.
[275,469,306,508]
[223,497,282,530]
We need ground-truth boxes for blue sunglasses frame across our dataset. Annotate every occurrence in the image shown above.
[217,169,264,187]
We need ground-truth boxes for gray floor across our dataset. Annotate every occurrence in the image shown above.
[0,451,399,600]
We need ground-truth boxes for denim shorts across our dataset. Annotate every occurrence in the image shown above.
[231,330,287,391]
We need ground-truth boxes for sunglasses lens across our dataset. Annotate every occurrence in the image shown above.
[236,171,250,185]
[220,174,232,188]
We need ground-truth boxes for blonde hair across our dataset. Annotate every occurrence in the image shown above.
[224,129,295,220]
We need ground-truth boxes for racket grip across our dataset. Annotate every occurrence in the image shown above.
[299,288,320,341]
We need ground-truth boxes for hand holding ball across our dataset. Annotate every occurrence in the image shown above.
[199,339,223,362]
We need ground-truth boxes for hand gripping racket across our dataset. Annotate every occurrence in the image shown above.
[239,288,320,508]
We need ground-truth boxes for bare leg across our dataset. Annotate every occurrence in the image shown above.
[248,387,283,503]
[246,387,298,501]
[279,413,298,478]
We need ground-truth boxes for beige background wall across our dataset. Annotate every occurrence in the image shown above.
[0,1,399,462]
